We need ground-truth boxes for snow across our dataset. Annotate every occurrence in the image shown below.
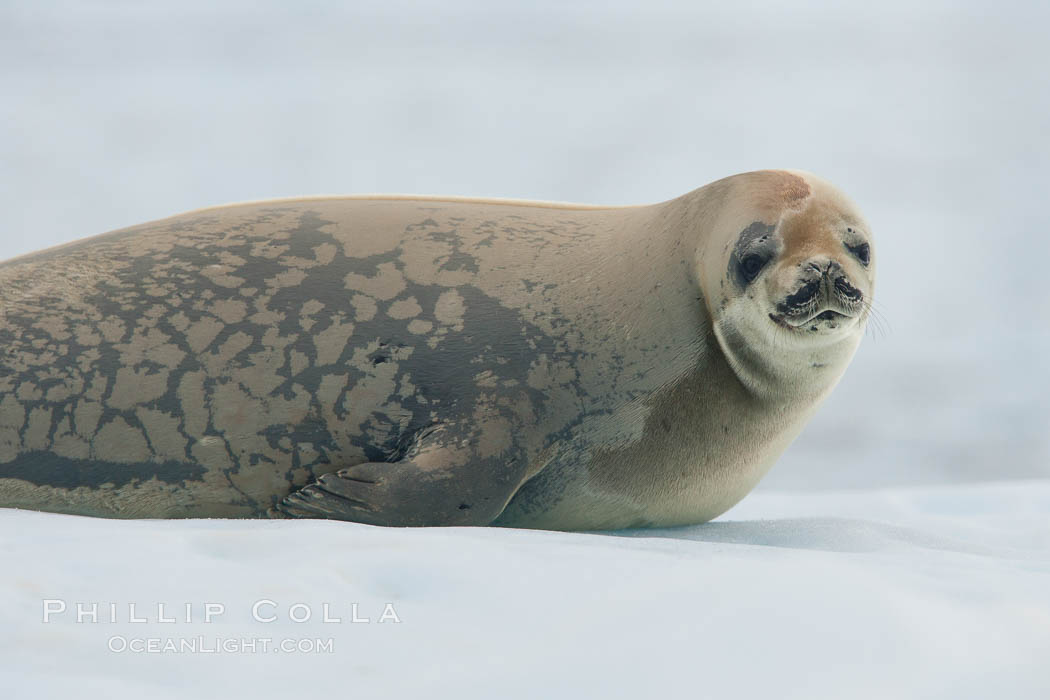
[2,482,1047,699]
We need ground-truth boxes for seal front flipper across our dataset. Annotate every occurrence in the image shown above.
[272,449,527,527]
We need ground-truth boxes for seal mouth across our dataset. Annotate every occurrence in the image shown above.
[770,309,853,330]
[805,309,850,323]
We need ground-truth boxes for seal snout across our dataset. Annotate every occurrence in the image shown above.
[773,257,863,330]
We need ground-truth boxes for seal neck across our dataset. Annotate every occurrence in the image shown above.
[712,315,862,406]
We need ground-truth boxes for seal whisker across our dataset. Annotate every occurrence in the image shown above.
[858,299,890,342]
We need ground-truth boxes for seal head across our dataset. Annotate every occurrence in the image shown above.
[701,171,875,399]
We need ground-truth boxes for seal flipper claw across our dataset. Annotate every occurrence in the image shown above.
[274,456,525,527]
[274,485,373,521]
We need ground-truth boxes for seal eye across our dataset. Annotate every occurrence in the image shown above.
[847,242,870,266]
[740,254,768,283]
